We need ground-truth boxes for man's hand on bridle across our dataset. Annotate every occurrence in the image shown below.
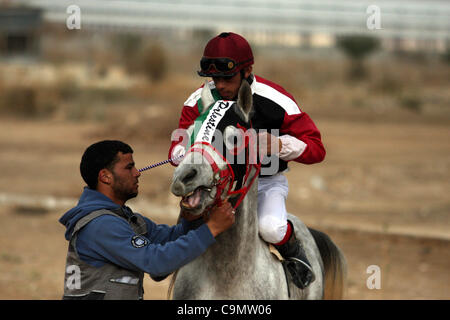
[206,200,235,237]
[180,209,203,222]
[180,200,235,237]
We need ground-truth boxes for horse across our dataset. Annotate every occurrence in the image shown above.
[169,80,346,299]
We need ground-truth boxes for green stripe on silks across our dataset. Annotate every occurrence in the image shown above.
[197,88,222,114]
[188,88,223,149]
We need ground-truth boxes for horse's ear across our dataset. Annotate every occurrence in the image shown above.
[200,81,215,115]
[236,80,253,122]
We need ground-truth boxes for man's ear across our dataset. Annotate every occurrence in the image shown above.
[98,168,112,185]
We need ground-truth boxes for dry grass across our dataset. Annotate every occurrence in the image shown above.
[2,35,449,128]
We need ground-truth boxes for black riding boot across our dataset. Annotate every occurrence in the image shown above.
[275,220,315,289]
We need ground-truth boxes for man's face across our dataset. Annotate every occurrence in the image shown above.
[110,152,140,202]
[212,72,243,100]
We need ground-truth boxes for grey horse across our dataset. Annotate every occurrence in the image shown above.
[170,81,346,299]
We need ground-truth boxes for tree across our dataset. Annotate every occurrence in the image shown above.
[336,35,380,79]
[113,35,168,82]
[139,43,168,82]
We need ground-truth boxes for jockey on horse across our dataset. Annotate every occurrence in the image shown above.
[169,32,326,289]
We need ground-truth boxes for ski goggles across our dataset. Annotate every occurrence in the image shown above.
[198,57,251,77]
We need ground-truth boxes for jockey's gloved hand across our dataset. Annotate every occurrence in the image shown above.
[171,144,186,165]
[258,132,282,157]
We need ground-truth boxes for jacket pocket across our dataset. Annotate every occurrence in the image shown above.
[104,277,140,300]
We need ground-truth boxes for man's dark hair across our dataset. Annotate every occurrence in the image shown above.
[80,140,133,189]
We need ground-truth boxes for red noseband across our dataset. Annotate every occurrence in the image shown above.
[186,141,260,210]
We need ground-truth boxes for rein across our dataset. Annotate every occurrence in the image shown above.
[138,155,184,172]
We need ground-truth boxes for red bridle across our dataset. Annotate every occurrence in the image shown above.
[186,141,261,210]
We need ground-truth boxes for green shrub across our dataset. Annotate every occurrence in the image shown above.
[114,34,168,82]
[139,43,168,82]
[399,93,422,113]
[337,35,380,80]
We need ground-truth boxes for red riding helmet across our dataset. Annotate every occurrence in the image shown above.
[198,32,254,77]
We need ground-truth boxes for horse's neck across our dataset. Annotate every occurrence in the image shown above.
[208,178,260,263]
[233,179,259,247]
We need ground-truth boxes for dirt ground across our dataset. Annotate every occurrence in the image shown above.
[0,114,448,300]
[0,34,449,299]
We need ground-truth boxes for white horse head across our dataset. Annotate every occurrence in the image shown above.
[171,80,256,216]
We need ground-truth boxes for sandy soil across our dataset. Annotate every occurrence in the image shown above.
[0,116,448,300]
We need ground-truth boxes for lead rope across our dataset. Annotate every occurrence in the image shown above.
[138,155,184,172]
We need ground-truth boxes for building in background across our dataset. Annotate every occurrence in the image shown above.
[9,0,450,53]
[0,5,42,57]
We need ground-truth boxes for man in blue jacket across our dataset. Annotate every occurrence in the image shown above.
[59,140,234,299]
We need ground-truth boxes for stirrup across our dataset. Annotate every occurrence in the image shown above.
[285,256,316,288]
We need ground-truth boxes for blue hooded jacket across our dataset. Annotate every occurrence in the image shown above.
[59,187,215,277]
